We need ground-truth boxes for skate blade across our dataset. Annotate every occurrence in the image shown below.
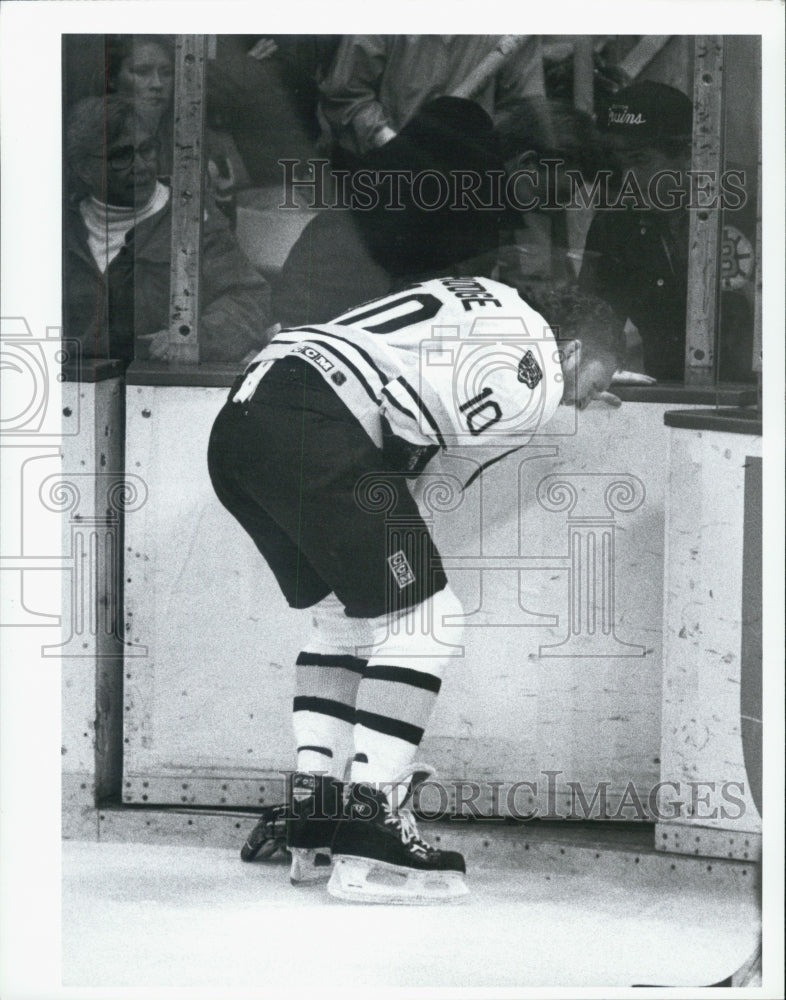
[241,836,285,862]
[289,847,333,885]
[327,856,469,905]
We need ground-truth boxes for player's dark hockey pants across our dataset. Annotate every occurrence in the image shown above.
[207,356,448,618]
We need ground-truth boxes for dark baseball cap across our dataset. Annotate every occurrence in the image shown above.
[599,81,693,145]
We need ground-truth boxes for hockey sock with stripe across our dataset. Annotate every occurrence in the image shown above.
[292,593,371,778]
[351,585,463,795]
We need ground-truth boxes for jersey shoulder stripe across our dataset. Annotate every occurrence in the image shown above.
[381,385,418,422]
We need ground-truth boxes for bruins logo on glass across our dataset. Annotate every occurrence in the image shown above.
[388,550,416,589]
[517,350,543,389]
[721,225,755,291]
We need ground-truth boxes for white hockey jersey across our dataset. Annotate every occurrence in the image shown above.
[233,277,564,457]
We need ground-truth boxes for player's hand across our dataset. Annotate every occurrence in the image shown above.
[247,38,278,61]
[137,329,170,361]
[611,369,657,386]
[574,388,622,410]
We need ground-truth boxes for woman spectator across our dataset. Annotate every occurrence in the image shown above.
[64,95,271,366]
[107,34,249,216]
[107,35,176,175]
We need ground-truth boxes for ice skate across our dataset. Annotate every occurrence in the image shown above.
[286,773,344,885]
[240,803,288,862]
[327,765,468,904]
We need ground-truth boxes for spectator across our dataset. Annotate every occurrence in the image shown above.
[272,36,545,327]
[494,96,608,298]
[106,35,177,176]
[64,96,271,366]
[319,35,544,163]
[579,80,755,383]
[272,97,505,327]
[107,34,250,214]
[578,82,691,381]
[272,94,605,329]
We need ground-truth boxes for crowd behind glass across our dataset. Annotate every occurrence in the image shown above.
[63,34,757,383]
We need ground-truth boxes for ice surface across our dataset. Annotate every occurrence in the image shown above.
[62,839,760,989]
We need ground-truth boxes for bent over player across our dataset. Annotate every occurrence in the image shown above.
[208,276,624,904]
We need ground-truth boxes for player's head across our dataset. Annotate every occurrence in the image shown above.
[525,284,625,410]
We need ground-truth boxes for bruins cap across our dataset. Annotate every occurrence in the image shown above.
[599,81,693,144]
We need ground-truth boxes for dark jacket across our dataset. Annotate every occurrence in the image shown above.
[579,207,689,381]
[273,208,499,329]
[273,210,393,327]
[65,194,271,365]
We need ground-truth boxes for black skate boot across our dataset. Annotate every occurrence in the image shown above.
[286,772,344,885]
[240,803,288,862]
[327,765,468,904]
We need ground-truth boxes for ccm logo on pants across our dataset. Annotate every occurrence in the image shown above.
[388,550,416,589]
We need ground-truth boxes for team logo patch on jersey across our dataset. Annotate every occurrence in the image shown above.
[388,550,416,589]
[517,350,543,389]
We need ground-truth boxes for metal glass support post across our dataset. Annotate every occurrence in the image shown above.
[684,36,725,385]
[168,35,207,365]
[752,138,762,407]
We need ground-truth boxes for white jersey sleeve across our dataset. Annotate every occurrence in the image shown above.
[234,276,564,453]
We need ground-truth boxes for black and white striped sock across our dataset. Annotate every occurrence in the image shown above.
[293,652,364,776]
[351,585,463,790]
[292,594,371,779]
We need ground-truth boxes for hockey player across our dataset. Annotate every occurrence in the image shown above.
[208,276,624,903]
